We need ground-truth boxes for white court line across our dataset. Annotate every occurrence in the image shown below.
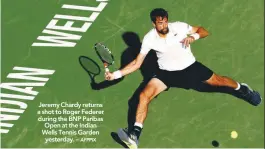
[91,15,140,50]
[101,15,140,43]
[105,17,125,31]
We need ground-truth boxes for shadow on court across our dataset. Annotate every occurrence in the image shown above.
[109,32,159,148]
[191,83,243,100]
[78,55,123,90]
[110,132,128,148]
[79,32,159,92]
[120,32,159,132]
[79,56,101,86]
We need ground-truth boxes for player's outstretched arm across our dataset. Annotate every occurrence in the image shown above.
[105,53,146,81]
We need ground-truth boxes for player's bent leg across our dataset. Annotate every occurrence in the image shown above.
[205,73,262,106]
[136,78,167,124]
[117,78,167,149]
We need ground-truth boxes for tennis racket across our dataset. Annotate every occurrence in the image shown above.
[94,43,114,73]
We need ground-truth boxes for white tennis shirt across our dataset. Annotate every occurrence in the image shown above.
[140,21,196,71]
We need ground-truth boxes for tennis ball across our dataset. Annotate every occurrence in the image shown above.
[231,131,238,139]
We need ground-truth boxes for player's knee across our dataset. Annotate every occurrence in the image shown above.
[139,92,151,104]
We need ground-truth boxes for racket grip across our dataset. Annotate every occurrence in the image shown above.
[105,67,109,72]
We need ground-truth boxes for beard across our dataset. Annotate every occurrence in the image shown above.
[157,27,169,35]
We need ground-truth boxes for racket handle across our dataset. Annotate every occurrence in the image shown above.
[103,63,109,72]
[105,67,109,72]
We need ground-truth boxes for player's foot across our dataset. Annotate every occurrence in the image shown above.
[117,128,138,149]
[238,83,262,106]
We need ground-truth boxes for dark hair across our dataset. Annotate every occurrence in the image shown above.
[150,8,168,23]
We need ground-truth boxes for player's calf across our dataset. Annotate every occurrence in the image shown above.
[205,74,262,106]
[205,73,238,89]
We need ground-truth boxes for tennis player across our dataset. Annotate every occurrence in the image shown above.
[105,8,262,148]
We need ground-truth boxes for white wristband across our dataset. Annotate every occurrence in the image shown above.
[113,70,122,79]
[190,33,200,40]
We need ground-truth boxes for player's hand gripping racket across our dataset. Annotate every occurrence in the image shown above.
[94,43,114,73]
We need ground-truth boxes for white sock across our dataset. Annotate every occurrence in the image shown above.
[134,122,143,128]
[235,82,241,90]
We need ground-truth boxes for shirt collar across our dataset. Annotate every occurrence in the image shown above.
[153,28,160,39]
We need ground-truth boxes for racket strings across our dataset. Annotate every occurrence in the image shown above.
[95,44,114,65]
